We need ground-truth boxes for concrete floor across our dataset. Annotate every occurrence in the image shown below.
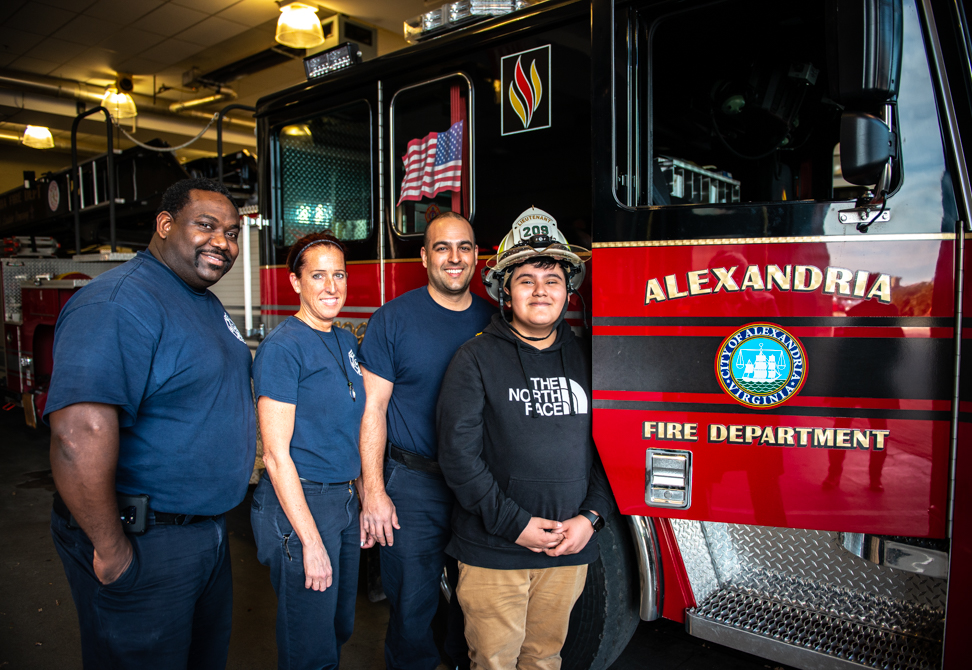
[0,408,787,670]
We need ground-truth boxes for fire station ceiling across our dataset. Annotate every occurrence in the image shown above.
[0,0,426,168]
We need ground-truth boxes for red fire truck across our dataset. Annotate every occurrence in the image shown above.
[252,0,972,667]
[0,147,257,422]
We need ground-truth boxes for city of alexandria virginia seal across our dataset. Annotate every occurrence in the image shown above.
[715,323,807,408]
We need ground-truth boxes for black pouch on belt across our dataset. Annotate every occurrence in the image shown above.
[55,491,150,535]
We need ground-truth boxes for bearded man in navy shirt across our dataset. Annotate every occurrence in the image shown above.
[46,178,256,669]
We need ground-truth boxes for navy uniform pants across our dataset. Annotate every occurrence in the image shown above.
[250,475,360,670]
[381,458,468,670]
[50,508,233,670]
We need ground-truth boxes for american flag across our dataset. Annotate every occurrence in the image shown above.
[397,120,463,205]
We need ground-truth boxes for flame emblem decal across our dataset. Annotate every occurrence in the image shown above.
[509,56,543,129]
[501,45,551,136]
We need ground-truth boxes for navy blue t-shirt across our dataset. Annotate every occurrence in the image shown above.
[252,318,364,483]
[358,287,494,459]
[44,251,257,516]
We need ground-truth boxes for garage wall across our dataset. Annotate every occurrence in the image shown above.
[208,224,260,337]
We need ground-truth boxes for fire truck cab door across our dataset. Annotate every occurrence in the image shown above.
[591,0,961,539]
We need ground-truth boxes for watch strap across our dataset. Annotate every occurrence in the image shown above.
[579,509,604,532]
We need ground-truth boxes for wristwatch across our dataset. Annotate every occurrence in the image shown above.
[579,510,604,532]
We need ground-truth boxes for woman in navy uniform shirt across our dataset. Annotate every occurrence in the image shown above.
[251,232,366,670]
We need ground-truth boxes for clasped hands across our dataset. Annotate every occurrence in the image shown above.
[515,514,596,557]
[357,486,595,557]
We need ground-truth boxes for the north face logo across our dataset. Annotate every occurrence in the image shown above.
[508,377,588,416]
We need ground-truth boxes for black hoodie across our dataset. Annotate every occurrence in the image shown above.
[436,313,614,570]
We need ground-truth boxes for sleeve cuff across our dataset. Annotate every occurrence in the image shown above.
[358,363,395,384]
[498,506,533,544]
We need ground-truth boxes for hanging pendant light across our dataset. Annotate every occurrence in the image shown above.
[102,86,137,119]
[22,125,54,149]
[275,2,324,49]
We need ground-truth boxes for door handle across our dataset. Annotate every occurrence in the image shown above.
[645,449,692,509]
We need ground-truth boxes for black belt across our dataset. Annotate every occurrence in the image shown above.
[298,477,355,488]
[152,511,220,525]
[53,492,219,528]
[389,444,442,476]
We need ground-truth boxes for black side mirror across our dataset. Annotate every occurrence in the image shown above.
[826,0,903,104]
[839,112,893,185]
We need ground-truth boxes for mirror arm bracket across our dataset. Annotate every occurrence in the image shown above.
[838,103,897,233]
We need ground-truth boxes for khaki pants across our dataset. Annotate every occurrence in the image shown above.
[456,562,588,670]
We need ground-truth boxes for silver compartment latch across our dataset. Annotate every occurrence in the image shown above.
[645,449,692,509]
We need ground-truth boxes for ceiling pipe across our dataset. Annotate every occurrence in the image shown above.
[0,73,103,104]
[177,107,255,129]
[0,89,256,146]
[0,71,255,129]
[169,89,238,113]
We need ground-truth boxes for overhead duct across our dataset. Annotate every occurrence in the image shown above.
[169,88,238,114]
[0,71,255,130]
[181,107,253,129]
[0,73,103,104]
[183,44,305,88]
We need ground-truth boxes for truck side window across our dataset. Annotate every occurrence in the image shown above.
[616,0,958,235]
[391,74,472,236]
[277,100,372,246]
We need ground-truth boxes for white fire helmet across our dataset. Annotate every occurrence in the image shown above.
[482,207,591,303]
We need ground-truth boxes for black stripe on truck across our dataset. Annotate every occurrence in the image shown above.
[595,316,953,328]
[592,335,952,401]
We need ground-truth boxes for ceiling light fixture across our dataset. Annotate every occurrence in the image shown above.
[276,2,324,49]
[102,86,137,119]
[22,125,54,149]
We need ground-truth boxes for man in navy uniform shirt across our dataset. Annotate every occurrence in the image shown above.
[46,178,256,669]
[358,212,494,670]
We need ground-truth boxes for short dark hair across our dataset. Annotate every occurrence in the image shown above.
[510,257,567,279]
[287,231,347,277]
[423,211,475,250]
[157,178,237,219]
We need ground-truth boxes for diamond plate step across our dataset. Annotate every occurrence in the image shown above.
[686,586,942,670]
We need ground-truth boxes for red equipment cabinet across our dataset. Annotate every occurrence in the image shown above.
[7,279,88,424]
[2,258,129,426]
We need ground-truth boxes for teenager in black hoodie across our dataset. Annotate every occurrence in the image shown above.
[437,208,613,670]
